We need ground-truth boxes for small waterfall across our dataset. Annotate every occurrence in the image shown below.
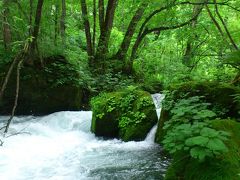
[145,93,165,143]
[151,93,165,120]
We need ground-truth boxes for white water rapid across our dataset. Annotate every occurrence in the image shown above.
[0,110,168,180]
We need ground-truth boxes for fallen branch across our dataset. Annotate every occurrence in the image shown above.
[0,51,22,101]
[4,59,23,134]
[5,132,31,138]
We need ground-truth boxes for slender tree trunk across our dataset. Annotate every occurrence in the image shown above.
[54,3,59,45]
[128,5,203,74]
[80,0,93,59]
[93,0,97,54]
[4,59,23,134]
[183,0,205,66]
[114,2,147,61]
[60,0,66,46]
[2,0,11,51]
[29,0,33,36]
[214,0,239,50]
[205,4,225,39]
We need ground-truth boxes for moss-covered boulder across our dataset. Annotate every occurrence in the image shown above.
[165,119,240,180]
[155,81,240,144]
[91,87,158,141]
[168,81,240,118]
[0,60,89,115]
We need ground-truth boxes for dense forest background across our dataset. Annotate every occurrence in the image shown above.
[0,0,239,93]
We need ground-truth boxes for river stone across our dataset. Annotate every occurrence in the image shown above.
[0,60,87,115]
[91,88,158,141]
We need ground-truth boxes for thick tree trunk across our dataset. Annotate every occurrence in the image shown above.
[27,0,44,66]
[2,0,11,51]
[80,0,93,59]
[98,0,105,33]
[114,2,147,61]
[95,0,118,61]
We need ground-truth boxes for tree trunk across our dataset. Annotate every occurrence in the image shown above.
[183,0,205,67]
[27,0,44,66]
[98,0,105,33]
[80,0,93,59]
[95,0,118,61]
[2,0,11,51]
[114,2,147,61]
[29,0,33,36]
[128,4,203,74]
[93,0,97,54]
[60,0,66,46]
[54,3,59,45]
[214,0,239,50]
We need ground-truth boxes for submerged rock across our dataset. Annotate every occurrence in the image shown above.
[91,87,158,141]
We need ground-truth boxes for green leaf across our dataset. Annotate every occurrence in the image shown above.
[190,147,212,161]
[185,136,209,147]
[207,138,228,152]
[200,127,219,138]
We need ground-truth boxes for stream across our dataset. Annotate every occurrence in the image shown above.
[0,94,168,180]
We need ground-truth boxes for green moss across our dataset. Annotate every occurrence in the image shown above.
[155,110,170,144]
[155,81,240,143]
[91,88,158,141]
[165,120,240,180]
[0,62,86,115]
[168,81,240,118]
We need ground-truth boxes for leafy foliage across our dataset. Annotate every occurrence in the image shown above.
[162,96,230,162]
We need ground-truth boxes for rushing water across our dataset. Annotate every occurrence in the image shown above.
[0,94,168,180]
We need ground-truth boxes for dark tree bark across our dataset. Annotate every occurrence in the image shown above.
[214,0,239,50]
[60,0,66,45]
[114,2,148,60]
[27,0,44,66]
[183,0,206,67]
[98,0,105,33]
[80,0,93,59]
[93,0,97,54]
[2,0,11,51]
[54,3,59,45]
[205,4,225,39]
[95,0,118,61]
[127,3,204,73]
[29,0,33,36]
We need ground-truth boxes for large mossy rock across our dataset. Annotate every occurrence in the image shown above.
[165,119,240,180]
[0,61,88,115]
[155,81,240,144]
[91,88,158,141]
[168,81,240,118]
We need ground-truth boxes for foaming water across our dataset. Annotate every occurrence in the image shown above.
[0,111,168,180]
[151,93,165,120]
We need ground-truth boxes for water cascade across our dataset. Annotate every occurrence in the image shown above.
[145,94,165,143]
[0,109,168,179]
